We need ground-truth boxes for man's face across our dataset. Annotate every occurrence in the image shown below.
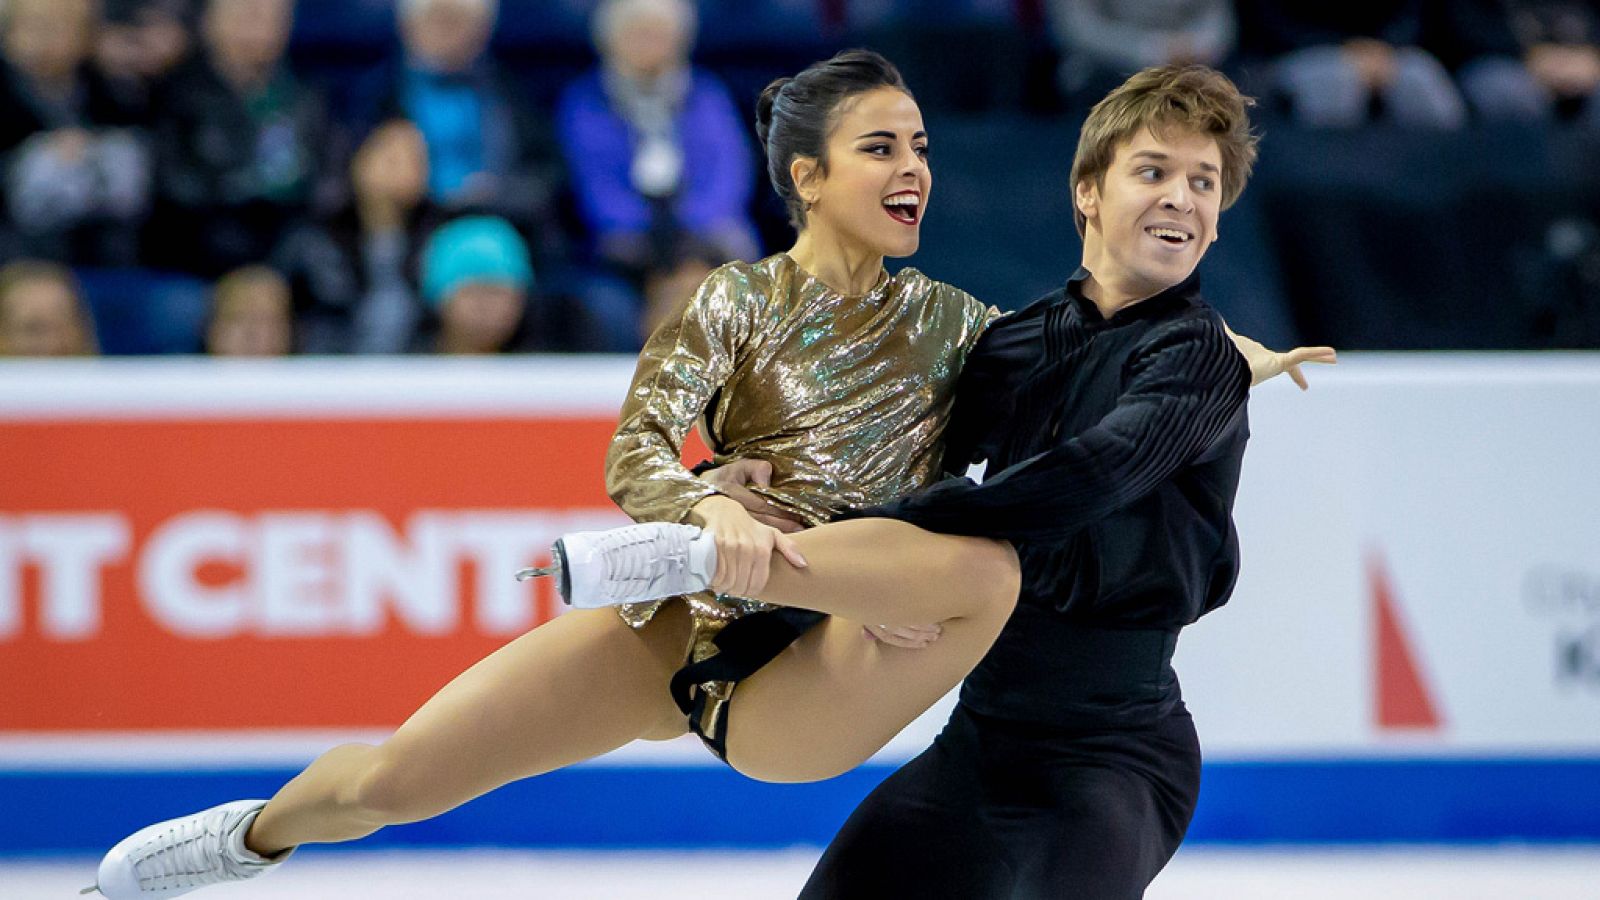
[442,282,523,353]
[605,13,685,81]
[402,0,493,74]
[1076,126,1222,299]
[204,0,293,75]
[4,0,93,82]
[0,278,92,357]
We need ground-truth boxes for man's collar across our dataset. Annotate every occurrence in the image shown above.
[1064,267,1200,323]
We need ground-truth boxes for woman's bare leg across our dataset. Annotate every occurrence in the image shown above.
[755,518,1020,626]
[728,540,1020,782]
[244,604,693,856]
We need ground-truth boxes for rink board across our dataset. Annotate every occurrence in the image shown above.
[2,356,1598,851]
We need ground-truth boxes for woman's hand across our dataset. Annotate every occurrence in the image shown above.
[1226,327,1338,390]
[689,494,807,598]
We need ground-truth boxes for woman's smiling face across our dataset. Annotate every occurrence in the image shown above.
[795,86,931,259]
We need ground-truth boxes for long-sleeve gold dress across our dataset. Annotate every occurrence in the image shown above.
[604,252,994,745]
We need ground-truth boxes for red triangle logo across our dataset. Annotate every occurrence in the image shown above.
[1370,553,1442,731]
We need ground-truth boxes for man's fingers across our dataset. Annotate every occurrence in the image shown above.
[1289,365,1309,391]
[775,533,809,568]
[752,512,804,533]
[1287,346,1338,366]
[722,457,774,488]
[715,482,769,515]
[747,459,774,487]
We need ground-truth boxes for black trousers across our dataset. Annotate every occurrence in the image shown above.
[799,703,1202,900]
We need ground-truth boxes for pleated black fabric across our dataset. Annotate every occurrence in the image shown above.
[851,268,1250,725]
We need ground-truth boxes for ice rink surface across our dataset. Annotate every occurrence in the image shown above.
[7,846,1599,900]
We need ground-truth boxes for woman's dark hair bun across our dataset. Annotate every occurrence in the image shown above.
[752,50,910,231]
[754,77,790,149]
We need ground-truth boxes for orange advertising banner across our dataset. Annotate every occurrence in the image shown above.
[0,362,705,732]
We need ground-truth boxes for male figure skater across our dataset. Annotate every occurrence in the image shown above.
[786,65,1285,898]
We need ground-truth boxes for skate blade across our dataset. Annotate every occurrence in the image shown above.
[515,565,559,581]
[81,886,101,896]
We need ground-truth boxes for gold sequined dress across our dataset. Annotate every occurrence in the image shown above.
[605,252,994,739]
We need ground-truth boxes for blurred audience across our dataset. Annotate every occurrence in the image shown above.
[0,0,153,266]
[1048,0,1237,105]
[1438,0,1600,127]
[147,0,330,277]
[205,264,292,355]
[360,0,563,230]
[0,260,99,356]
[276,119,440,354]
[558,0,759,346]
[1235,2,1468,128]
[419,215,535,354]
[94,0,194,122]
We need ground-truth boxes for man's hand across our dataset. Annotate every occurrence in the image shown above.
[1226,327,1338,390]
[698,458,808,533]
[864,622,943,649]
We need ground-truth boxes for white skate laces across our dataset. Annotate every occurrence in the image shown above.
[87,799,287,899]
[517,522,718,607]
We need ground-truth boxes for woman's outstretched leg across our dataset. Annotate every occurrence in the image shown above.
[248,604,693,852]
[93,605,694,897]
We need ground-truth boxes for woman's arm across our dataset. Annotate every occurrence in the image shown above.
[604,265,749,522]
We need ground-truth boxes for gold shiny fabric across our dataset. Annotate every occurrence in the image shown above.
[604,253,994,740]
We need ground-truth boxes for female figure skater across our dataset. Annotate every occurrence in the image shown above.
[91,52,1321,898]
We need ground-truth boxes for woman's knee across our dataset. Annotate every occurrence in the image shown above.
[342,742,459,826]
[958,538,1020,618]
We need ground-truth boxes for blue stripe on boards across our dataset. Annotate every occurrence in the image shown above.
[5,759,1600,855]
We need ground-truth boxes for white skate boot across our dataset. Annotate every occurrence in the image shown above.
[87,799,289,898]
[517,522,718,607]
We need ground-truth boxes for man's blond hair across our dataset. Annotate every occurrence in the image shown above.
[1069,65,1258,238]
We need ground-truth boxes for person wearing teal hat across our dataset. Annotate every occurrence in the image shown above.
[420,215,535,353]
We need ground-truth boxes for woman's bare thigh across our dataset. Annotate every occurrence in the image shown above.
[723,610,1002,784]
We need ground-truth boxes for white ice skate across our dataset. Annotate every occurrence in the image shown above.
[87,799,289,898]
[517,522,718,607]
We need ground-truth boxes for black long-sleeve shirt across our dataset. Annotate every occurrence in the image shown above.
[858,268,1251,726]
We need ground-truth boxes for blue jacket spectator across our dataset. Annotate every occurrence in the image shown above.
[557,0,758,349]
[355,0,564,235]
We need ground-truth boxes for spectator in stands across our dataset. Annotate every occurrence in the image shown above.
[205,264,293,356]
[0,260,98,356]
[276,119,440,354]
[356,0,562,231]
[147,0,330,277]
[1048,0,1237,106]
[94,0,195,124]
[418,215,535,354]
[1437,0,1600,127]
[557,0,759,346]
[1234,3,1467,128]
[0,0,153,266]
